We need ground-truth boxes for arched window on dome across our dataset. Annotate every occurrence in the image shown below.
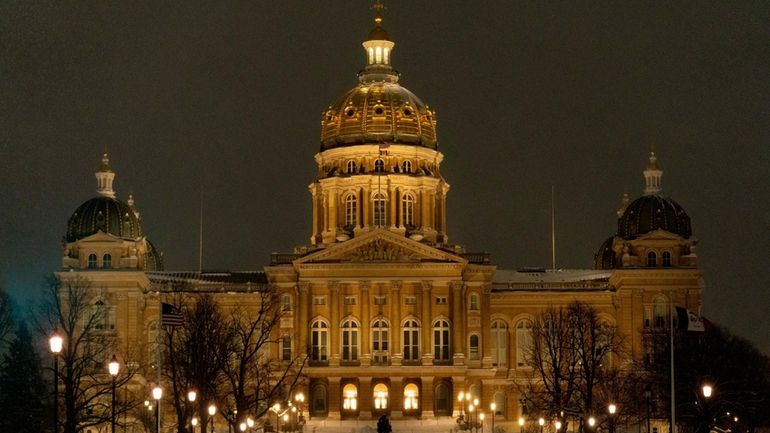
[402,160,412,173]
[374,159,385,173]
[433,319,450,362]
[88,253,97,269]
[341,318,359,362]
[311,320,328,362]
[346,160,357,174]
[344,194,357,228]
[647,251,657,267]
[102,253,112,269]
[402,194,415,227]
[662,251,672,267]
[373,193,387,227]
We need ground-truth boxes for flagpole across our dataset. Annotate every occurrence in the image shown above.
[670,302,676,433]
[157,292,162,432]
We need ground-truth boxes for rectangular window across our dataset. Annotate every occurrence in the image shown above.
[374,296,387,305]
[404,296,417,305]
[313,296,327,305]
[344,296,357,305]
[435,296,448,305]
[281,336,292,361]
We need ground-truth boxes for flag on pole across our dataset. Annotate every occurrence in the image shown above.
[675,307,704,332]
[161,302,184,327]
[379,141,390,155]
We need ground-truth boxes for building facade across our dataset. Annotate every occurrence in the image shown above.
[56,7,703,433]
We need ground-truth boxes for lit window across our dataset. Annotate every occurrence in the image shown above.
[375,46,382,63]
[403,383,419,411]
[88,253,97,269]
[402,160,412,173]
[102,253,112,269]
[373,193,387,226]
[433,319,450,361]
[346,160,357,174]
[341,319,359,361]
[281,336,292,361]
[374,159,385,173]
[402,194,415,226]
[402,319,420,361]
[469,293,479,310]
[647,251,657,267]
[373,383,389,410]
[345,194,357,228]
[515,321,530,368]
[469,334,480,360]
[492,320,509,367]
[342,384,358,411]
[311,320,328,361]
[662,251,672,267]
[372,319,389,364]
[282,294,292,311]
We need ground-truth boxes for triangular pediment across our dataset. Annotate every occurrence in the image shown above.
[76,230,125,243]
[634,229,685,241]
[294,229,467,265]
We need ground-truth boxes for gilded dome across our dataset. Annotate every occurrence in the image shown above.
[618,195,691,239]
[66,196,143,242]
[320,82,437,150]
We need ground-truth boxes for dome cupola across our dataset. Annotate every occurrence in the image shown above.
[319,2,438,151]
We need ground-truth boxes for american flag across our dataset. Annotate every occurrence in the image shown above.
[161,302,184,327]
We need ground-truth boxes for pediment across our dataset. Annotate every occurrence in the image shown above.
[294,229,467,265]
[76,230,124,243]
[633,229,685,242]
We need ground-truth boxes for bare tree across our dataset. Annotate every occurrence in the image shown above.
[0,287,12,350]
[38,275,140,433]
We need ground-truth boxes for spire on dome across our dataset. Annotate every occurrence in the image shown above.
[643,151,663,195]
[95,153,116,198]
[360,1,398,83]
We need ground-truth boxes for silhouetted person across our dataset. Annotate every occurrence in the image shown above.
[377,414,392,433]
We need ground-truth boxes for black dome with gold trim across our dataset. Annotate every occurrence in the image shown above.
[66,196,143,243]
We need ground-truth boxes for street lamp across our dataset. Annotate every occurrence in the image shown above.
[538,417,545,433]
[480,412,485,433]
[247,417,254,428]
[490,402,497,433]
[519,417,525,433]
[108,355,120,433]
[191,416,199,433]
[152,386,163,433]
[49,333,63,433]
[555,420,562,431]
[469,404,475,432]
[588,416,596,430]
[208,404,217,433]
[702,384,713,399]
[239,422,247,432]
[608,404,617,433]
[295,392,306,432]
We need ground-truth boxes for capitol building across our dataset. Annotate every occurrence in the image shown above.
[57,5,703,433]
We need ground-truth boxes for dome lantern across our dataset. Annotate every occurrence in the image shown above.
[643,151,663,195]
[95,153,116,198]
[359,1,398,84]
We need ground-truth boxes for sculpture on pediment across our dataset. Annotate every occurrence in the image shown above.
[349,238,418,262]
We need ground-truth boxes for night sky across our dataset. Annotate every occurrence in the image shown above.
[1,2,768,353]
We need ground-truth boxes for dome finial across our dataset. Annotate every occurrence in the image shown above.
[361,0,396,80]
[373,0,385,25]
[95,153,116,198]
[643,151,663,195]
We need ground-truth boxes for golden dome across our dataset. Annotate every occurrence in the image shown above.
[320,82,437,150]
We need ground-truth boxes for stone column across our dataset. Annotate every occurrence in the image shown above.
[391,281,402,365]
[453,376,466,417]
[359,377,373,420]
[390,377,403,419]
[361,281,371,366]
[421,281,433,364]
[362,188,370,229]
[421,377,435,418]
[452,281,465,365]
[328,377,341,420]
[297,282,310,353]
[329,281,340,366]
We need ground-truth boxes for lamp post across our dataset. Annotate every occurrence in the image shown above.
[459,392,466,418]
[519,417,525,433]
[490,402,496,433]
[187,390,197,432]
[295,392,305,433]
[588,416,596,432]
[538,417,545,433]
[208,404,217,433]
[555,420,562,432]
[49,333,63,433]
[644,384,652,433]
[108,355,120,433]
[153,386,163,433]
[608,404,617,433]
[480,412,485,433]
[191,416,199,433]
[701,384,714,433]
[469,404,475,432]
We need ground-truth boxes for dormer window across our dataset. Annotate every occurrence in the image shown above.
[662,251,672,267]
[374,159,385,173]
[88,254,97,269]
[647,251,657,267]
[402,160,412,173]
[102,254,112,269]
[346,160,357,174]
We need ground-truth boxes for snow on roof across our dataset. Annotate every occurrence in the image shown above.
[492,268,613,291]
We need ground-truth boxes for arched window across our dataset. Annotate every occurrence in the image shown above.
[373,383,389,410]
[403,383,419,411]
[346,160,357,174]
[372,319,389,365]
[311,383,328,415]
[647,251,657,267]
[282,294,292,311]
[434,382,452,415]
[402,319,420,362]
[515,320,531,368]
[402,194,415,227]
[662,251,672,267]
[469,293,479,310]
[491,320,508,367]
[469,334,480,360]
[402,160,412,173]
[654,297,668,329]
[93,299,114,331]
[344,194,357,228]
[102,253,112,269]
[433,319,450,361]
[342,384,358,411]
[87,253,97,269]
[374,159,385,173]
[341,319,359,361]
[373,193,387,226]
[311,320,328,361]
